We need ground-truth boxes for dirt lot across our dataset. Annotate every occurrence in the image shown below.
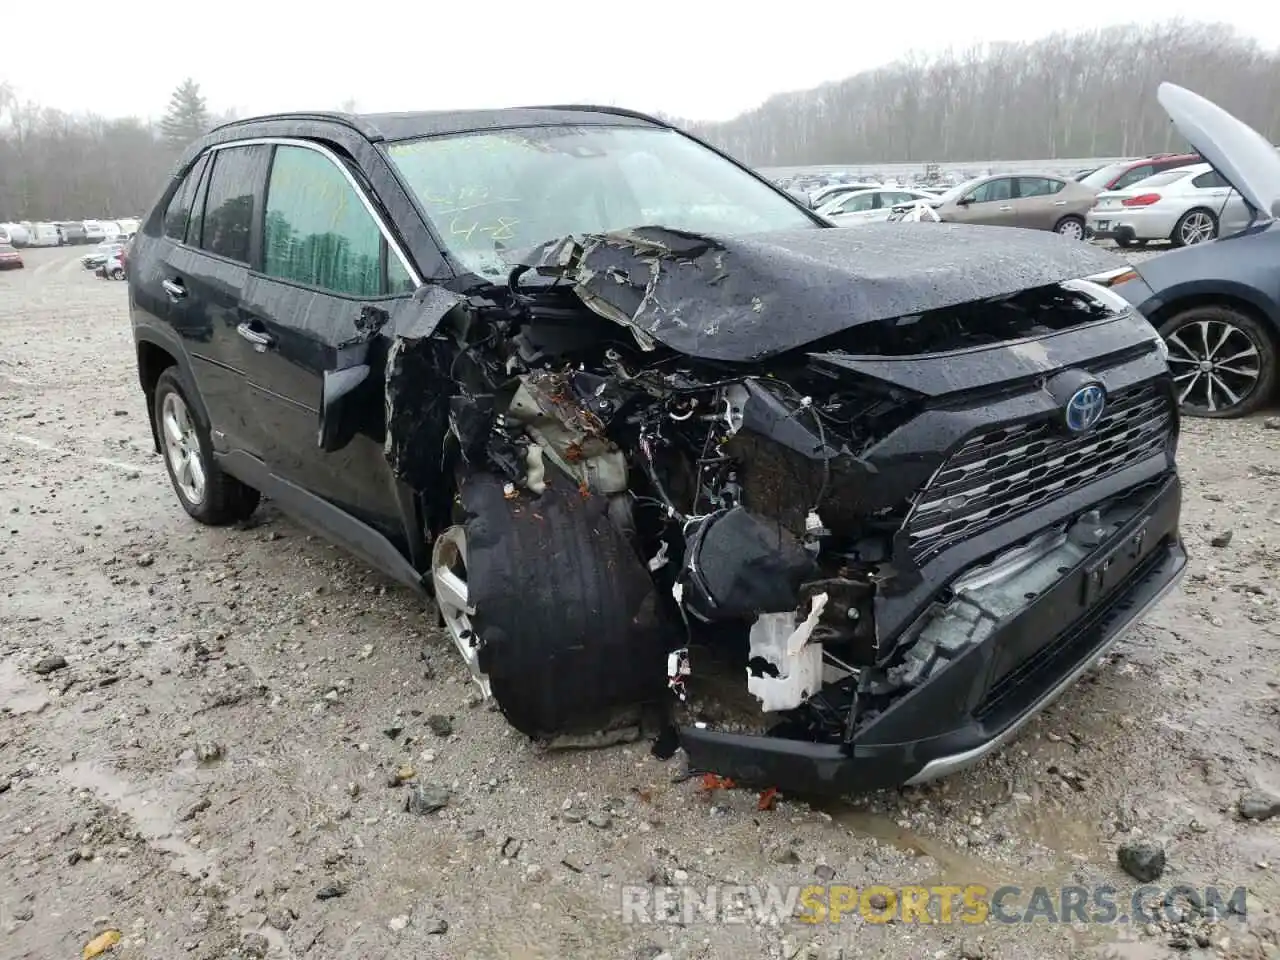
[2,245,1279,960]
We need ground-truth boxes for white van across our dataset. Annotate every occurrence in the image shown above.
[101,221,123,241]
[82,220,106,242]
[28,222,61,247]
[2,222,32,247]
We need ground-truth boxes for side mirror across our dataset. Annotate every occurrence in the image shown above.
[955,196,972,206]
[318,363,370,453]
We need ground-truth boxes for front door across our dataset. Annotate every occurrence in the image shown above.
[231,142,418,538]
[950,177,1019,227]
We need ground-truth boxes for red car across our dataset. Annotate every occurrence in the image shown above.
[1077,153,1201,192]
[0,242,24,269]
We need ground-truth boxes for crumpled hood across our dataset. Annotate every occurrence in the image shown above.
[522,223,1124,363]
[1158,82,1280,220]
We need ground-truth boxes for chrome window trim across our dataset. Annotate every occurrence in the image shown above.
[206,136,422,288]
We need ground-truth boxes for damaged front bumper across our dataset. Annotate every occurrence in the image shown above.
[679,472,1186,794]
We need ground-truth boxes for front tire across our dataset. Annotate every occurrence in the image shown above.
[447,470,672,738]
[1054,215,1085,240]
[1159,306,1276,418]
[1172,208,1218,247]
[152,368,260,524]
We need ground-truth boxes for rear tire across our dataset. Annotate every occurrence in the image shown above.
[1171,208,1218,247]
[152,368,260,524]
[453,469,672,738]
[1158,306,1276,418]
[1053,215,1085,240]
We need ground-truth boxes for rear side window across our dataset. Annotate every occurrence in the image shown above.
[1192,170,1229,189]
[263,145,383,296]
[162,154,210,242]
[199,144,271,263]
[1017,177,1064,198]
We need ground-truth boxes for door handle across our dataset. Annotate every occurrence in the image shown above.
[999,205,1013,211]
[1053,200,1068,205]
[162,278,186,300]
[236,321,275,352]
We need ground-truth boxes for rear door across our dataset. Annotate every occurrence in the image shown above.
[158,143,273,458]
[1191,168,1250,234]
[234,141,418,535]
[1012,177,1068,230]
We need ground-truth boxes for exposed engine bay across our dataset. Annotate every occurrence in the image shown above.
[375,224,1167,753]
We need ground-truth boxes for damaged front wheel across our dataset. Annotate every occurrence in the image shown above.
[430,524,491,697]
[446,470,673,739]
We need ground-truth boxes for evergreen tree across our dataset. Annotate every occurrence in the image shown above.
[160,79,210,150]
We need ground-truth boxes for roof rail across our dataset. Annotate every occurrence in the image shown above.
[524,103,673,128]
[209,111,386,141]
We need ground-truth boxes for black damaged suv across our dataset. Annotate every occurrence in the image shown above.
[129,103,1185,793]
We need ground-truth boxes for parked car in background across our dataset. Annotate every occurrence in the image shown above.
[82,220,107,242]
[1078,153,1201,192]
[921,174,1098,237]
[1092,84,1280,418]
[1087,163,1248,248]
[808,180,880,208]
[101,221,125,240]
[820,187,939,225]
[27,222,62,247]
[0,242,23,269]
[56,221,88,245]
[82,240,126,270]
[1,223,31,246]
[97,245,127,280]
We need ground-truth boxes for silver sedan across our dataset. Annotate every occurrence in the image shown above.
[1085,163,1252,248]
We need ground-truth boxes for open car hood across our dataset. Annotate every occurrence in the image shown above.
[1158,82,1280,220]
[521,223,1124,363]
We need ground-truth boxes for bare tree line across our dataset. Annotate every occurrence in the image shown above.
[0,80,233,222]
[679,22,1280,166]
[3,21,1279,220]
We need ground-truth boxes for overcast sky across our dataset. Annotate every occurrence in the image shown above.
[5,3,1280,123]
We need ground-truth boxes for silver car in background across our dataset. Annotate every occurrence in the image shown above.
[819,187,940,225]
[1086,163,1250,247]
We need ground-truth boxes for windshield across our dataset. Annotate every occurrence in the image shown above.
[385,125,818,279]
[1079,161,1134,190]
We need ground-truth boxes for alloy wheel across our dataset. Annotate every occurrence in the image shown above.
[431,525,491,696]
[1166,319,1262,413]
[160,392,207,505]
[1179,211,1216,245]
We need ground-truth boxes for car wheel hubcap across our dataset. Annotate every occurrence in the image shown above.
[430,525,491,697]
[1180,213,1215,244]
[160,392,207,504]
[1058,220,1083,239]
[1166,319,1261,413]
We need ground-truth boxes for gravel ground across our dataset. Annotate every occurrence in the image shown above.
[2,245,1279,960]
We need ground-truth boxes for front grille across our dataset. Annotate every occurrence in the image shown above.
[904,380,1172,562]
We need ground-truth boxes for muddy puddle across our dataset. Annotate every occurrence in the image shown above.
[0,658,51,716]
[59,759,216,880]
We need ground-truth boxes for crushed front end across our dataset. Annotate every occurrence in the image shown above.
[381,224,1186,791]
[677,342,1186,792]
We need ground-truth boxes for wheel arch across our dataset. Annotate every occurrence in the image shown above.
[1144,287,1280,338]
[135,332,211,454]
